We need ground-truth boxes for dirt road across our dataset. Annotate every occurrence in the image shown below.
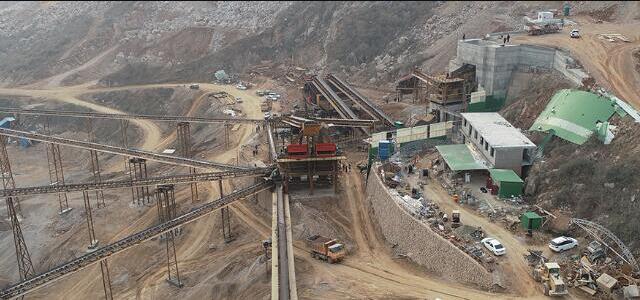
[514,17,640,108]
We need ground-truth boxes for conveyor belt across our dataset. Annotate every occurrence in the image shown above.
[1,168,273,197]
[0,180,273,300]
[0,107,263,124]
[325,74,394,126]
[0,128,249,171]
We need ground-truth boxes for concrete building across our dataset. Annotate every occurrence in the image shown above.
[460,112,536,175]
[449,39,589,98]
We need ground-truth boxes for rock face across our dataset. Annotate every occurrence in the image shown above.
[365,167,494,289]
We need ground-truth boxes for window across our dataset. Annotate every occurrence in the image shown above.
[468,125,472,135]
[463,119,467,127]
[474,130,478,140]
[480,137,484,145]
[490,147,495,157]
[485,142,489,151]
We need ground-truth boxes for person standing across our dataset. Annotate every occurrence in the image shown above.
[506,34,510,43]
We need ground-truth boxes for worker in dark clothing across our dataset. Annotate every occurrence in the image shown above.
[348,163,352,172]
[503,37,507,45]
[462,33,466,40]
[506,34,511,43]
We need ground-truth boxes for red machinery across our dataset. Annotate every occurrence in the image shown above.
[315,143,337,157]
[287,144,309,159]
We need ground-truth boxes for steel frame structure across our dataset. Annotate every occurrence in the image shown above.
[0,128,249,171]
[177,122,198,202]
[571,218,639,272]
[1,168,273,197]
[128,158,150,205]
[0,180,273,299]
[0,107,263,124]
[155,184,183,287]
[46,143,71,214]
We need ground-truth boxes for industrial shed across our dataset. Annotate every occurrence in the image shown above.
[489,169,523,198]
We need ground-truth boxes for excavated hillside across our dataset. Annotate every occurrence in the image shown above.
[1,1,634,87]
[500,73,640,253]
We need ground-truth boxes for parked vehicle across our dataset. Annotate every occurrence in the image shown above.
[585,240,606,263]
[189,84,200,90]
[451,210,461,228]
[548,236,578,252]
[570,29,580,38]
[306,235,345,263]
[481,237,506,256]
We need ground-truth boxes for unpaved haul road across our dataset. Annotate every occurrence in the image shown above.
[514,16,640,108]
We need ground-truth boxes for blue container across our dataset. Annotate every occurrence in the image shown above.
[379,140,391,160]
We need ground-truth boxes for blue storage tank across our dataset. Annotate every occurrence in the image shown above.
[378,140,391,160]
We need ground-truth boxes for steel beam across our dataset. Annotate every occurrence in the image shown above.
[0,128,249,171]
[0,180,273,299]
[177,122,198,202]
[0,107,263,124]
[1,168,273,197]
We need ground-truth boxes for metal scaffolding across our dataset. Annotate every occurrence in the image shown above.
[90,150,106,208]
[1,136,21,216]
[1,136,36,287]
[46,143,71,214]
[219,180,233,242]
[0,180,272,299]
[177,122,198,202]
[129,158,150,205]
[155,184,183,287]
[82,191,99,250]
[99,260,113,300]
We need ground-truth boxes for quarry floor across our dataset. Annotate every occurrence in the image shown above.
[5,15,638,298]
[515,15,640,108]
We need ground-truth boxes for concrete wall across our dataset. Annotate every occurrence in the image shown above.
[494,147,525,175]
[365,168,494,289]
[450,39,588,97]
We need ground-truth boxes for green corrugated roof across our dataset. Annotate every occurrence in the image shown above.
[435,144,488,171]
[530,89,617,145]
[489,169,523,183]
[522,211,542,220]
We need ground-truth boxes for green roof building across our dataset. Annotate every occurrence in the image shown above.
[520,211,543,231]
[489,169,524,198]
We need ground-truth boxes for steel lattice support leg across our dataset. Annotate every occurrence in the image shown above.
[46,143,71,214]
[129,158,150,205]
[83,191,99,250]
[90,150,106,208]
[224,123,230,149]
[218,180,234,242]
[155,185,183,287]
[6,197,36,283]
[0,136,21,217]
[120,120,130,175]
[177,122,198,203]
[99,259,113,300]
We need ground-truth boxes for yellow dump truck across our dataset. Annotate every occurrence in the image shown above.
[307,235,345,264]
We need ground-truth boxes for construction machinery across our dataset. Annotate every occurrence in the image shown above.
[306,235,345,264]
[525,250,569,296]
[451,210,461,228]
[261,100,272,112]
[527,23,561,35]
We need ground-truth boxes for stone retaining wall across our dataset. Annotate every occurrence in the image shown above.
[366,168,494,289]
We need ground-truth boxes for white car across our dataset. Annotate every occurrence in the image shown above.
[570,29,580,38]
[548,236,578,252]
[481,238,506,256]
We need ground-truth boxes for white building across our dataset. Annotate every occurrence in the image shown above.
[460,112,536,175]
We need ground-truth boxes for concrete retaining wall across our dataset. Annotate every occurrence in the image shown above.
[365,167,494,289]
[450,39,589,97]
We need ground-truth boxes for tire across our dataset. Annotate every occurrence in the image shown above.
[543,283,550,296]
